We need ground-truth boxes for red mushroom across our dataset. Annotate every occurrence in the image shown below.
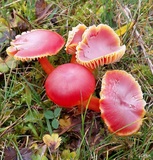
[45,63,100,112]
[65,24,87,66]
[6,29,65,74]
[76,24,126,69]
[65,24,87,55]
[99,70,146,136]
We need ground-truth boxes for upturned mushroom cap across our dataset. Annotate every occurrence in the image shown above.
[99,70,146,136]
[65,24,87,54]
[76,24,126,69]
[45,63,96,108]
[6,29,65,61]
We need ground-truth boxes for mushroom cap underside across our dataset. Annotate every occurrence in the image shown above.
[100,70,146,136]
[76,24,126,69]
[65,24,87,54]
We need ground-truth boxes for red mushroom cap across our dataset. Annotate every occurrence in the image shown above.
[6,29,65,61]
[65,24,87,54]
[100,70,146,136]
[76,24,126,69]
[45,63,96,108]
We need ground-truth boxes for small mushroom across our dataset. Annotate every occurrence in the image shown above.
[45,63,100,112]
[65,24,87,55]
[76,24,126,69]
[6,29,65,74]
[99,70,146,136]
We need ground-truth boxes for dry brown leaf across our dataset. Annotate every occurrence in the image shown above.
[4,147,32,160]
[4,147,17,160]
[35,0,48,18]
[59,115,72,130]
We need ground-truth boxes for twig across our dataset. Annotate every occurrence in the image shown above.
[117,2,153,74]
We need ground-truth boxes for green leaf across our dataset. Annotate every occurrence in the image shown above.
[25,110,43,123]
[31,154,41,160]
[25,85,32,106]
[28,123,38,137]
[46,119,52,135]
[52,119,59,129]
[5,56,17,69]
[44,110,54,119]
[54,108,62,118]
[20,74,42,105]
[61,149,71,159]
[41,155,48,160]
[31,154,48,160]
[0,56,17,73]
[0,61,9,73]
[0,18,9,28]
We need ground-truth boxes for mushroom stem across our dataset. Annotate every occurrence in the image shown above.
[70,54,95,73]
[38,57,55,75]
[81,96,100,112]
[70,54,77,63]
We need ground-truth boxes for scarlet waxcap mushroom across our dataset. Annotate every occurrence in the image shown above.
[6,29,65,74]
[76,24,126,69]
[7,29,65,60]
[99,70,146,136]
[45,63,96,108]
[65,24,87,54]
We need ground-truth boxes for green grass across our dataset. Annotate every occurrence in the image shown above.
[0,0,153,159]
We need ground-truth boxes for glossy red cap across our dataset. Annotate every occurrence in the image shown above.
[6,29,65,61]
[45,63,96,108]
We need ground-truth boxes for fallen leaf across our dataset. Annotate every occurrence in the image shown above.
[59,115,72,130]
[115,21,134,36]
[4,147,17,160]
[0,18,16,46]
[34,0,58,25]
[20,148,32,160]
[59,115,82,135]
[35,0,48,18]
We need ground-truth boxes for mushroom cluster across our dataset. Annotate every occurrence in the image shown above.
[65,24,126,70]
[6,24,146,136]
